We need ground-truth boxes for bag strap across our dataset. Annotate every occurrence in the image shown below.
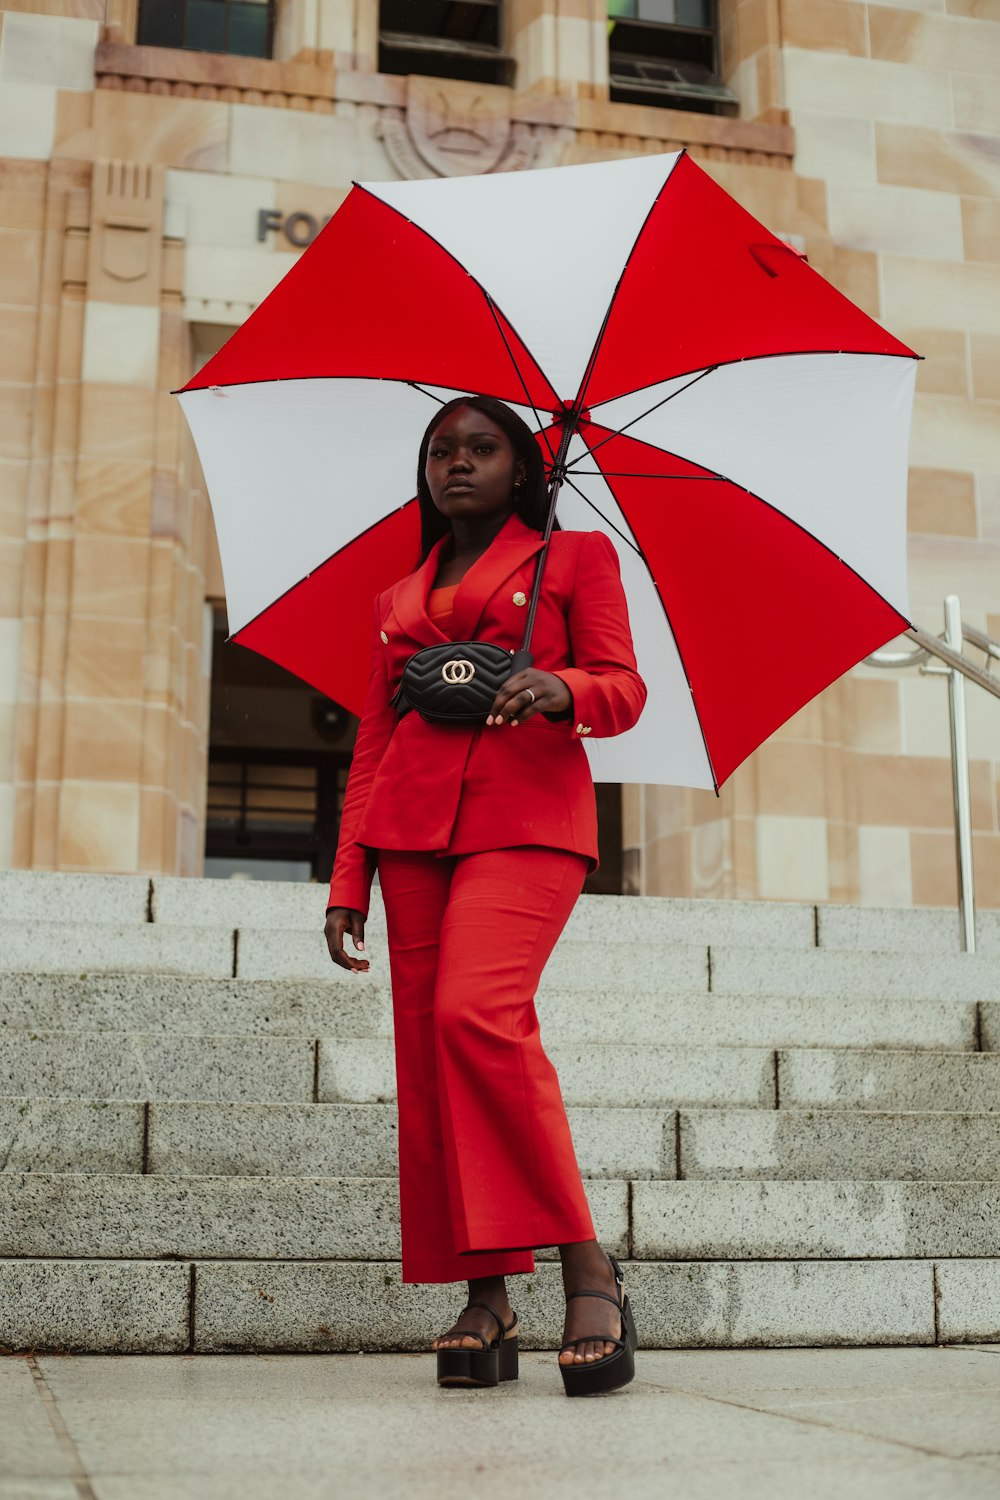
[509,416,574,674]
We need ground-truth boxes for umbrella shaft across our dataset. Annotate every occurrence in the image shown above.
[515,418,576,669]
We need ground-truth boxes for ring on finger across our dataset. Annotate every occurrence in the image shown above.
[524,688,535,705]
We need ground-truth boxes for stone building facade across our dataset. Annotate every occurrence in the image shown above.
[0,0,997,907]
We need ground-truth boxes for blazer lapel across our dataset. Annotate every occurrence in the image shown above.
[390,512,547,647]
[390,533,452,647]
[449,512,546,641]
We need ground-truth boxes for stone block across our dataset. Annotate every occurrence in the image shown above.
[568,894,816,949]
[0,80,56,161]
[238,927,711,992]
[81,302,161,388]
[783,47,953,126]
[778,1048,1000,1112]
[828,181,964,262]
[816,903,1000,953]
[0,14,98,91]
[0,1257,189,1353]
[0,971,395,1039]
[148,1101,398,1178]
[228,102,360,186]
[0,921,233,975]
[679,1108,1000,1181]
[936,1259,1000,1343]
[54,90,228,173]
[0,1173,627,1262]
[147,1101,676,1181]
[0,871,149,924]
[0,1032,315,1102]
[0,1098,142,1173]
[710,945,1000,1002]
[318,1038,774,1109]
[152,874,329,930]
[193,1257,935,1352]
[632,1180,1000,1260]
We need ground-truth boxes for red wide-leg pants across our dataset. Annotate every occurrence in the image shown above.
[376,845,596,1284]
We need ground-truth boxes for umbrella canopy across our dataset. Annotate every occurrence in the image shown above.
[177,150,918,789]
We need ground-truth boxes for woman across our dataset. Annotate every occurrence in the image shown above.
[324,394,647,1395]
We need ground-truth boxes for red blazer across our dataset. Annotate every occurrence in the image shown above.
[326,511,647,916]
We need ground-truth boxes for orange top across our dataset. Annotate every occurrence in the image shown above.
[427,583,459,636]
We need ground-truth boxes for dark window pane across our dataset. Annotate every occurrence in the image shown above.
[185,0,226,51]
[379,38,505,84]
[137,1,185,47]
[226,1,271,56]
[381,0,499,45]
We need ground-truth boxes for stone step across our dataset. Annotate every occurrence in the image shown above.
[679,1108,1000,1181]
[632,1180,1000,1260]
[3,1174,997,1263]
[0,972,979,1051]
[155,877,822,949]
[777,1048,1000,1112]
[816,903,1000,954]
[6,1098,995,1183]
[0,1099,676,1181]
[0,1174,628,1262]
[0,1031,317,1103]
[235,928,714,990]
[11,868,997,956]
[0,1032,777,1108]
[710,946,1000,1003]
[318,1038,775,1108]
[0,921,235,977]
[9,1255,992,1353]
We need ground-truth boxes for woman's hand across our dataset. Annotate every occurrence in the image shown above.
[325,906,369,974]
[488,669,572,726]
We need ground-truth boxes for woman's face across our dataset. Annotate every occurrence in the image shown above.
[424,405,526,522]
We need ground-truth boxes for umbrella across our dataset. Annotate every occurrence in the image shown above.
[176,150,918,789]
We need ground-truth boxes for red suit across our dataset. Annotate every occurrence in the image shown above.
[328,510,646,1282]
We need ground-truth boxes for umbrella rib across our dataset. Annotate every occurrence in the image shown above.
[574,429,721,797]
[569,365,719,467]
[483,295,558,462]
[567,471,725,480]
[559,474,644,558]
[571,152,685,420]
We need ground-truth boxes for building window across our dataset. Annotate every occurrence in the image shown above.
[379,1,512,87]
[608,1,736,113]
[137,0,274,59]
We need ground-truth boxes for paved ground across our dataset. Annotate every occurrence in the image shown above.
[3,1346,999,1499]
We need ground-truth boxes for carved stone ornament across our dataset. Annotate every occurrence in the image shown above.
[87,160,165,305]
[378,77,537,179]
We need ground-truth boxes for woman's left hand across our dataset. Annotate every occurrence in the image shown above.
[488,669,572,726]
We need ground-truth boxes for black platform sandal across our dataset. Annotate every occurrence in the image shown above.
[435,1301,520,1388]
[559,1252,637,1397]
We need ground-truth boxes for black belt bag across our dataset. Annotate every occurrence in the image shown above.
[390,639,517,725]
[391,534,549,727]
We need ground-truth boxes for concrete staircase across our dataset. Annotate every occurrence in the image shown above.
[1,871,999,1354]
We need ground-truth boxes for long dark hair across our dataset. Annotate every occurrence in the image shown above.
[415,394,556,564]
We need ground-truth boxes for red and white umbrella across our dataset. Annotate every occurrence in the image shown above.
[177,151,918,789]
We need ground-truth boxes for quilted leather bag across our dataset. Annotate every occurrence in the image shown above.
[390,639,516,725]
[392,537,549,726]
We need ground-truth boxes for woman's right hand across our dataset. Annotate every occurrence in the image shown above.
[325,906,369,974]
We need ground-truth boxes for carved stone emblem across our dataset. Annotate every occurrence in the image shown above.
[87,160,165,304]
[379,77,537,179]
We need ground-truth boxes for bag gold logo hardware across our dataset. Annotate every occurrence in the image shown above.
[442,658,476,685]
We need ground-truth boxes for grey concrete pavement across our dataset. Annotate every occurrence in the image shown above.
[2,1347,999,1500]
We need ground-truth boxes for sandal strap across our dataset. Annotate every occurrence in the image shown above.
[453,1301,517,1346]
[565,1288,622,1309]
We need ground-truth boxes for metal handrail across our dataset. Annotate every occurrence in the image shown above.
[865,596,1000,953]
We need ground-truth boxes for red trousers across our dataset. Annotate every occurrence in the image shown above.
[377,845,596,1284]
